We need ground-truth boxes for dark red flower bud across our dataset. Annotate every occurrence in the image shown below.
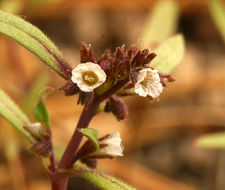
[80,42,95,63]
[77,92,94,105]
[132,49,156,67]
[29,140,52,157]
[105,96,128,121]
[159,73,176,87]
[59,80,80,96]
[97,50,112,73]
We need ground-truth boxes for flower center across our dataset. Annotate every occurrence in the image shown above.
[82,71,99,86]
[140,72,154,86]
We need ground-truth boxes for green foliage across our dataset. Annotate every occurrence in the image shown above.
[0,89,32,141]
[79,128,99,149]
[209,0,225,44]
[0,10,69,79]
[79,169,136,190]
[149,34,185,74]
[194,132,225,149]
[21,73,49,114]
[141,0,179,48]
[34,98,50,128]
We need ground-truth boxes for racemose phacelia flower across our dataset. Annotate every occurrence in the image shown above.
[91,131,124,157]
[134,68,163,98]
[71,62,106,92]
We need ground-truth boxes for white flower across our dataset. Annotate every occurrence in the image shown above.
[134,68,163,98]
[71,62,106,92]
[92,132,124,157]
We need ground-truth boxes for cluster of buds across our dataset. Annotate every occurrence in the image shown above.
[59,43,175,165]
[61,43,174,102]
[24,123,52,157]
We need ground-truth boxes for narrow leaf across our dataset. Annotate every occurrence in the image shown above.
[79,128,99,149]
[149,34,185,74]
[140,0,179,48]
[209,0,225,44]
[75,167,136,190]
[0,10,71,80]
[0,89,32,141]
[34,98,50,128]
[194,132,225,149]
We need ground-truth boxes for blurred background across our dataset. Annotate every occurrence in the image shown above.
[0,0,225,190]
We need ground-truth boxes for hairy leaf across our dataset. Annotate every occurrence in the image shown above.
[79,128,99,149]
[0,10,71,80]
[72,167,136,190]
[149,34,185,74]
[194,132,225,149]
[140,0,179,48]
[0,89,32,141]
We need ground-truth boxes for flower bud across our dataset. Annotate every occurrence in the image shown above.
[105,96,128,121]
[29,140,52,157]
[80,43,95,63]
[24,122,48,141]
[59,80,80,96]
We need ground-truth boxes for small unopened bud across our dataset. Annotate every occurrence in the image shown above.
[59,80,80,96]
[106,96,128,121]
[30,140,52,157]
[24,123,48,141]
[80,43,95,63]
[167,75,176,82]
[158,73,176,87]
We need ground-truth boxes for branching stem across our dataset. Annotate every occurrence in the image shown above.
[51,78,129,190]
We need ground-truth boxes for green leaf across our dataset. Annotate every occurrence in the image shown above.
[149,34,185,74]
[0,89,32,141]
[34,98,50,128]
[78,169,136,190]
[21,73,49,114]
[194,132,225,149]
[140,0,179,48]
[0,10,71,80]
[79,128,99,149]
[209,0,225,44]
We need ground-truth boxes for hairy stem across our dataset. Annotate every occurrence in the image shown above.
[49,152,56,172]
[58,95,99,169]
[52,78,129,190]
[51,175,68,190]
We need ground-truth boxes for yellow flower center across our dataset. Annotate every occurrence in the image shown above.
[144,73,154,83]
[140,72,154,86]
[82,71,99,86]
